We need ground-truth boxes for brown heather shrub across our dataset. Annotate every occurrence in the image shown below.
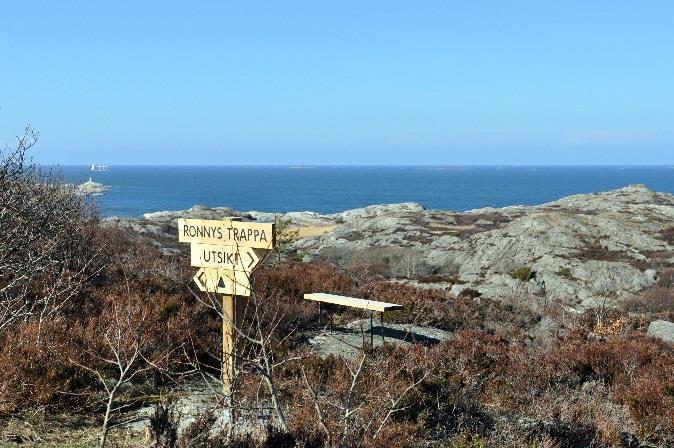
[282,344,433,448]
[0,287,203,414]
[0,319,94,413]
[255,261,355,299]
[504,335,674,445]
[249,261,357,337]
[624,286,674,314]
[661,227,674,245]
[369,327,674,447]
[0,227,220,415]
[657,268,674,288]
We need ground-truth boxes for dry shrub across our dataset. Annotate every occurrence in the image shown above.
[576,243,650,270]
[319,246,437,278]
[458,288,481,299]
[0,319,94,413]
[593,315,630,337]
[661,227,674,245]
[251,261,356,334]
[657,268,674,288]
[390,327,674,446]
[0,287,199,414]
[505,335,674,445]
[286,344,433,448]
[0,128,102,334]
[255,261,354,299]
[0,230,210,415]
[624,287,674,314]
[510,266,534,282]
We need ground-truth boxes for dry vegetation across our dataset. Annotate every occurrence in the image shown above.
[0,134,673,447]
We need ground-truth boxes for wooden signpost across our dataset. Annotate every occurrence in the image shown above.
[178,217,274,394]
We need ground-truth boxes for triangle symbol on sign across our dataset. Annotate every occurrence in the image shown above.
[217,276,226,289]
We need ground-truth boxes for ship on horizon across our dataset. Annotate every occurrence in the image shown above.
[90,164,110,172]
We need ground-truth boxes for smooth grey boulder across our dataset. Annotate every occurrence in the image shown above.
[647,320,674,343]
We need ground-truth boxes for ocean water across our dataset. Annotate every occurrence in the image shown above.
[59,166,674,218]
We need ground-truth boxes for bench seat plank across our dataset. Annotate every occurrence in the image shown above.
[304,293,403,313]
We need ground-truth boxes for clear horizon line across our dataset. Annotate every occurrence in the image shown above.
[45,163,674,168]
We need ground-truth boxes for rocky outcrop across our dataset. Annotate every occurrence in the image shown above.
[67,179,110,196]
[105,205,250,240]
[107,185,674,310]
[293,185,672,309]
[647,320,674,343]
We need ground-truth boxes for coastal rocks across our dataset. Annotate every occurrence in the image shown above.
[109,185,674,310]
[73,178,110,196]
[295,185,673,309]
[248,210,334,227]
[337,202,425,220]
[104,205,250,243]
[647,320,674,343]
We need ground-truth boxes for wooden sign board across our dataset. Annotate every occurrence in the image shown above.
[178,218,274,249]
[193,267,251,296]
[190,243,260,272]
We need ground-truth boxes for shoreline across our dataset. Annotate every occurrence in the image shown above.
[105,184,674,311]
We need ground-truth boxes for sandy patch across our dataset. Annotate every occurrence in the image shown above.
[294,224,339,238]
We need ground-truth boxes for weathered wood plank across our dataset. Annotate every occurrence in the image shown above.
[304,293,403,312]
[178,218,274,249]
[190,243,261,271]
[193,267,251,296]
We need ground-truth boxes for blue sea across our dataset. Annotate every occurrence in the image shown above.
[59,166,674,218]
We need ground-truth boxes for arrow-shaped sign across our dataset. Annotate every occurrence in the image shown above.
[190,243,261,272]
[193,267,251,296]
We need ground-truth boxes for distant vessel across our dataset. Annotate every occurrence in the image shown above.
[91,164,110,172]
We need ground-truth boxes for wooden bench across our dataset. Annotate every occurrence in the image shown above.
[304,293,404,346]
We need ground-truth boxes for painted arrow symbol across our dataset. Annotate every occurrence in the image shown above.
[193,267,209,292]
[190,244,261,272]
[246,250,258,269]
[192,267,251,296]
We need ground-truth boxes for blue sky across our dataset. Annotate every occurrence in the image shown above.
[1,1,673,165]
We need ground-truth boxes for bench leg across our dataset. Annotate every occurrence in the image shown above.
[318,302,322,327]
[370,311,373,347]
[381,312,385,343]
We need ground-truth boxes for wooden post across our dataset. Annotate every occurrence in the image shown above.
[222,294,235,395]
[222,293,247,395]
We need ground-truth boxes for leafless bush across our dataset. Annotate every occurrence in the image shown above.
[70,290,176,448]
[0,126,100,334]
